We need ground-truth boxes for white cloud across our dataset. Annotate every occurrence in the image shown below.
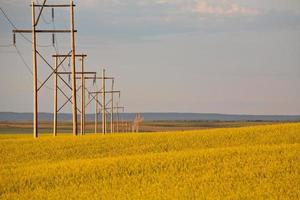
[145,0,259,16]
[77,0,258,16]
[78,0,122,8]
[194,1,258,16]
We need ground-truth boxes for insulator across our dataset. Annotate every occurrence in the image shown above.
[93,74,96,85]
[13,33,16,46]
[68,57,70,67]
[52,34,55,46]
[51,8,54,22]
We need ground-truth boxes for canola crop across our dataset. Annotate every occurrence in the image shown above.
[0,123,299,199]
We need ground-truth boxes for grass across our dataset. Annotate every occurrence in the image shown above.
[0,123,299,199]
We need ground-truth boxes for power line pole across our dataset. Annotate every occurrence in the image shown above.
[52,54,91,136]
[114,104,125,133]
[105,106,124,133]
[116,103,119,133]
[95,94,99,133]
[31,0,38,138]
[90,90,120,134]
[13,1,77,138]
[11,2,128,137]
[70,0,77,136]
[80,55,85,135]
[102,69,106,134]
[78,75,114,134]
[53,56,58,136]
[116,102,120,133]
[110,79,114,133]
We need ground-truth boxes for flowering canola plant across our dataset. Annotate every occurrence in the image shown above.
[0,123,299,199]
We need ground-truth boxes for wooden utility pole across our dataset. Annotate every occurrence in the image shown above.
[90,90,120,134]
[116,104,119,133]
[80,56,85,135]
[116,102,120,133]
[113,104,124,133]
[95,94,99,133]
[52,54,91,136]
[102,69,106,134]
[105,106,124,133]
[78,75,114,134]
[53,57,58,136]
[13,1,78,138]
[70,0,77,136]
[31,0,38,138]
[110,79,114,133]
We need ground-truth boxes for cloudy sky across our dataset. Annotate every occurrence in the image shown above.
[0,0,300,115]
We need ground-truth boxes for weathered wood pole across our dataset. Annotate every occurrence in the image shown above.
[116,102,119,133]
[95,94,98,133]
[110,79,114,133]
[31,1,38,138]
[53,57,58,136]
[102,69,106,134]
[70,0,77,136]
[80,56,85,135]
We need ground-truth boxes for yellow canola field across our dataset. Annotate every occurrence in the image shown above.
[0,123,299,199]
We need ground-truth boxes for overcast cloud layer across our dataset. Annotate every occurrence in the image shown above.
[0,0,299,115]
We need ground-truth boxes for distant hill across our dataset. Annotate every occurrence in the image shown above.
[0,112,299,122]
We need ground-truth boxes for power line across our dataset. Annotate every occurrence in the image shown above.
[52,24,68,72]
[14,45,33,74]
[14,45,53,91]
[0,7,17,29]
[0,5,54,90]
[0,44,14,47]
[51,10,70,95]
[0,6,52,47]
[36,0,52,25]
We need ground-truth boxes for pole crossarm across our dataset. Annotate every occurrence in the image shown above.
[13,29,77,33]
[106,107,125,111]
[75,77,114,80]
[90,91,120,94]
[53,54,87,57]
[31,4,76,8]
[56,72,96,75]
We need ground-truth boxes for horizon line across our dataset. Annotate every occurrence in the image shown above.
[1,111,300,117]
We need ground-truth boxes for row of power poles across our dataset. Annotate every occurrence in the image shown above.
[12,0,125,138]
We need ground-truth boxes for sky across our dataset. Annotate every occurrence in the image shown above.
[0,0,299,115]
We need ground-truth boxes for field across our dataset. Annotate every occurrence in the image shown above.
[0,123,299,199]
[0,120,288,133]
